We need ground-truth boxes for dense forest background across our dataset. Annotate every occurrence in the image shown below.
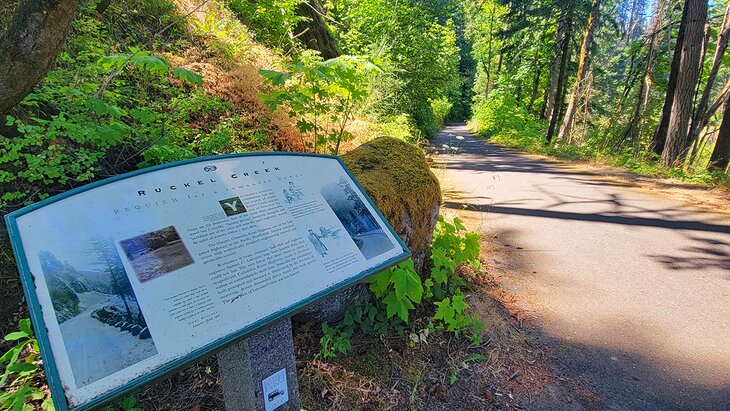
[2,0,730,217]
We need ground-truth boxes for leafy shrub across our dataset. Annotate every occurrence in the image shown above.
[366,114,422,144]
[260,54,381,154]
[0,319,52,411]
[320,217,484,358]
[430,97,453,130]
[227,0,302,49]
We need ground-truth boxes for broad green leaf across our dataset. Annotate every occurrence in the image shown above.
[7,362,37,373]
[393,268,423,303]
[430,267,448,284]
[369,270,391,297]
[434,298,454,323]
[172,67,203,85]
[100,54,130,71]
[3,331,28,341]
[18,319,31,336]
[131,55,170,75]
[452,295,467,314]
[86,98,108,115]
[454,217,466,231]
[259,69,292,86]
[383,291,414,322]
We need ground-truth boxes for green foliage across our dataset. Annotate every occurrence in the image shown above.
[368,259,423,322]
[103,396,143,411]
[0,319,53,411]
[430,97,454,130]
[320,323,353,359]
[329,0,462,135]
[319,217,484,357]
[464,0,730,182]
[366,114,422,144]
[260,54,380,154]
[227,0,303,49]
[0,3,204,210]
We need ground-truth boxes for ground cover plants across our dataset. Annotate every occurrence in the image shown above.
[319,216,484,359]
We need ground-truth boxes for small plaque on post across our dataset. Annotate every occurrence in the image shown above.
[262,368,288,411]
[5,153,410,411]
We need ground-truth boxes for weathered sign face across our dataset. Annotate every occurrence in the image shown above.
[5,153,410,411]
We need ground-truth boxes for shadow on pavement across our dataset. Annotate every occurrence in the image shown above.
[443,201,730,234]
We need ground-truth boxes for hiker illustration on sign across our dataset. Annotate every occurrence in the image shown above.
[307,229,328,257]
[283,181,305,204]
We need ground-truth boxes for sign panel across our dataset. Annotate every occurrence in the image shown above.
[5,153,410,411]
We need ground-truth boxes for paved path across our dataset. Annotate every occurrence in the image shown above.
[434,124,730,410]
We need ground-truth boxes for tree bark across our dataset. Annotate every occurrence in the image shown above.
[686,2,730,156]
[661,0,707,167]
[557,0,602,142]
[0,0,81,115]
[543,14,569,120]
[294,0,340,60]
[546,11,573,143]
[650,2,688,156]
[708,92,730,171]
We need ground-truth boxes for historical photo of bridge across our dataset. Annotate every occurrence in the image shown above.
[119,226,194,283]
[320,177,394,259]
[37,238,157,388]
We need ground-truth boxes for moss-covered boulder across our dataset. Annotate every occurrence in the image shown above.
[341,137,441,274]
[296,137,441,324]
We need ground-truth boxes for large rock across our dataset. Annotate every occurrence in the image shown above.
[341,138,441,274]
[295,137,441,324]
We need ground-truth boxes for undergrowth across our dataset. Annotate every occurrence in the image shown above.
[320,216,484,359]
[470,90,730,189]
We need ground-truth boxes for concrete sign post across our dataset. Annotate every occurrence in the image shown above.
[217,319,300,411]
[5,153,409,411]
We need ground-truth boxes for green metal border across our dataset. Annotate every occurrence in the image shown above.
[4,152,411,411]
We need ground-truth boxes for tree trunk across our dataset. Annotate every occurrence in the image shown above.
[546,11,573,143]
[650,2,688,156]
[686,2,730,155]
[708,92,730,171]
[543,14,569,120]
[294,0,340,60]
[557,0,602,142]
[0,0,81,115]
[661,0,707,167]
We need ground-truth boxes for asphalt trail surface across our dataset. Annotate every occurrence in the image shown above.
[434,124,730,410]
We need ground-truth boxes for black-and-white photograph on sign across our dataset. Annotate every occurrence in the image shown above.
[37,237,157,388]
[321,177,395,259]
[6,154,409,410]
[120,226,194,283]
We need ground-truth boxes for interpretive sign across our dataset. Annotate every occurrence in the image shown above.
[5,153,410,411]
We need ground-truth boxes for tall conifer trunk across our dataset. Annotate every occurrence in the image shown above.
[661,0,707,167]
[650,2,688,156]
[686,2,730,159]
[546,11,573,143]
[709,93,730,171]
